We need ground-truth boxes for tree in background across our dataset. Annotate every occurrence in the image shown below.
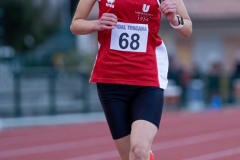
[0,0,60,53]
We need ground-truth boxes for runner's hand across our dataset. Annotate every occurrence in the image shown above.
[97,13,118,31]
[159,0,178,25]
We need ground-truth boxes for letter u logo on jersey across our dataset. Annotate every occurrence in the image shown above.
[142,4,150,13]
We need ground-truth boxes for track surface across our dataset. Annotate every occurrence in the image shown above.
[0,108,240,160]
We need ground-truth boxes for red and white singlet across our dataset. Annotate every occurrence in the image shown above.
[90,0,169,89]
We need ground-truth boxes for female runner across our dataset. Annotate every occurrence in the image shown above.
[71,0,192,159]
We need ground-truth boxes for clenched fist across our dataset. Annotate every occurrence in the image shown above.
[97,13,118,31]
[159,0,178,25]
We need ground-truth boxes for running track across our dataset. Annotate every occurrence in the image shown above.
[0,107,240,160]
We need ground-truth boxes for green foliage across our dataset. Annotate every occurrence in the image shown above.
[0,0,60,52]
[59,51,96,74]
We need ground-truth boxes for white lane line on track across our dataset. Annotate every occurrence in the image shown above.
[0,136,111,159]
[0,132,73,146]
[152,128,240,150]
[0,112,105,129]
[66,151,119,160]
[1,128,240,159]
[185,147,240,160]
[66,128,240,160]
[1,111,237,144]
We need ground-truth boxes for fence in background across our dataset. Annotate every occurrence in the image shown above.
[0,63,239,117]
[0,68,101,117]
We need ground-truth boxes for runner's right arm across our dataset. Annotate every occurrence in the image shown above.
[70,0,118,35]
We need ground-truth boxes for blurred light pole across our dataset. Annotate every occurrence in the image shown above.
[0,8,4,45]
[59,0,71,31]
[70,0,79,17]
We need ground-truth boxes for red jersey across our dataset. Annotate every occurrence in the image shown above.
[90,0,169,89]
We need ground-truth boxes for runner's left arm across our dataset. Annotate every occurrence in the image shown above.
[159,0,192,38]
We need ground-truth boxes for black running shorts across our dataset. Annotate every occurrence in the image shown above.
[97,83,164,140]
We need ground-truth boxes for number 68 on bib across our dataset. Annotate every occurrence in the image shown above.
[110,22,149,53]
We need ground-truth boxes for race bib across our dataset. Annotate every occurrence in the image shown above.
[110,22,149,52]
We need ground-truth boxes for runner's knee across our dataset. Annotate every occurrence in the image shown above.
[130,142,149,160]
